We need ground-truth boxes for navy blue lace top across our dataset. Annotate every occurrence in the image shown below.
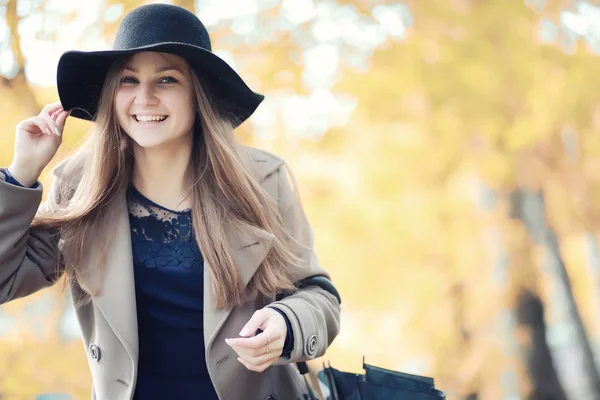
[127,185,219,399]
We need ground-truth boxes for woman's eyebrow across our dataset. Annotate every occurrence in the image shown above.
[155,65,186,74]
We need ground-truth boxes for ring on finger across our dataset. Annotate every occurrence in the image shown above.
[265,332,271,354]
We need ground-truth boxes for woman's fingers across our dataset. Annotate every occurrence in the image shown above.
[231,337,282,372]
[19,116,54,136]
[55,110,70,133]
[41,102,63,117]
[226,307,289,372]
[227,336,285,358]
[39,113,61,136]
[41,102,68,134]
[37,117,57,136]
[226,327,285,373]
[227,325,284,352]
[45,103,69,134]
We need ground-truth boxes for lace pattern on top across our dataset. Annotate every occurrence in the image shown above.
[127,186,203,271]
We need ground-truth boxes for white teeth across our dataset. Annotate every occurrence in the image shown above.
[135,115,167,122]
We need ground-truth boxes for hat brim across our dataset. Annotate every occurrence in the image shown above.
[56,42,264,128]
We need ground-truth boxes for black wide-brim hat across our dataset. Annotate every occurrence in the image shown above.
[57,4,264,127]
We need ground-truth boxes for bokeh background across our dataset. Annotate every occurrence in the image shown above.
[3,0,600,399]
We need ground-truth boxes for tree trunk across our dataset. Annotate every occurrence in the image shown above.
[515,288,567,400]
[585,233,600,371]
[586,233,600,319]
[511,189,600,399]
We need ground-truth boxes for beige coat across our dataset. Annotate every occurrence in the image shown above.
[0,147,340,400]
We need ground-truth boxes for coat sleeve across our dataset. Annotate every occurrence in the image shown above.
[0,169,64,304]
[267,162,341,364]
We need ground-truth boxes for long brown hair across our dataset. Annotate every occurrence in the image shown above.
[33,54,300,308]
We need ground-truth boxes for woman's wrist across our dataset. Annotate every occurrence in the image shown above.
[7,163,41,188]
[267,306,294,357]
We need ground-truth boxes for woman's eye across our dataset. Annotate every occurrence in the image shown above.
[121,76,138,84]
[159,76,178,84]
[119,76,177,85]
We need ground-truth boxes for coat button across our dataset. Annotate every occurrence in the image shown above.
[306,335,317,356]
[89,343,101,362]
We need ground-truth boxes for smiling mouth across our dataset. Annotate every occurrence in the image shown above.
[133,115,168,123]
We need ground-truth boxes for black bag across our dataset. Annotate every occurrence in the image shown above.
[317,358,446,400]
[287,276,445,400]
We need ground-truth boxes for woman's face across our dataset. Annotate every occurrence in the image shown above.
[114,51,196,150]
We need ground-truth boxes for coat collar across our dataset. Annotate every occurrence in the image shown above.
[62,147,284,363]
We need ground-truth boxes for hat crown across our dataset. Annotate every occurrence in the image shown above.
[113,4,212,51]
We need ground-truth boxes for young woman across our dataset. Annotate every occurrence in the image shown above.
[0,4,340,400]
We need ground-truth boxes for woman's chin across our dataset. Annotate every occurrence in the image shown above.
[130,135,170,150]
[128,132,193,152]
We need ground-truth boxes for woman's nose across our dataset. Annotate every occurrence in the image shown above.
[134,84,159,106]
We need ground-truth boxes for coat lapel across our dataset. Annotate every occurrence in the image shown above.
[81,191,139,362]
[203,220,275,350]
